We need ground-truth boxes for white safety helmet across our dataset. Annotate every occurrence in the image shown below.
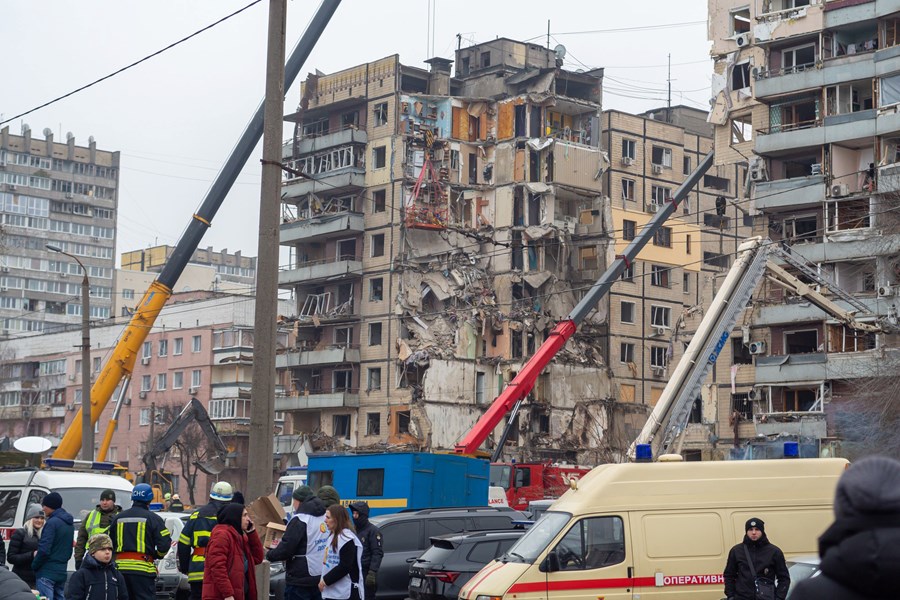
[210,481,234,502]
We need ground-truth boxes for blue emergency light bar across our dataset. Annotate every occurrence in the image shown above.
[285,466,308,472]
[635,444,653,463]
[783,441,800,458]
[43,458,117,471]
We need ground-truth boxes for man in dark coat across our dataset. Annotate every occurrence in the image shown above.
[33,491,75,600]
[349,501,383,599]
[266,485,329,600]
[0,564,41,600]
[791,455,900,600]
[723,517,790,600]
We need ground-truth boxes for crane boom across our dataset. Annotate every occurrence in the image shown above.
[53,0,342,459]
[454,151,714,455]
[628,237,890,459]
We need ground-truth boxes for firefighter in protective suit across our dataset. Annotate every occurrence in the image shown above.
[109,483,172,600]
[178,481,234,600]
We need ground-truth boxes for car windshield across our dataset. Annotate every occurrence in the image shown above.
[787,559,821,595]
[59,488,132,523]
[502,511,570,563]
[490,464,511,490]
[276,481,294,506]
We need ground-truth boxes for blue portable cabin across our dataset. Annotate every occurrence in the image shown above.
[306,452,489,516]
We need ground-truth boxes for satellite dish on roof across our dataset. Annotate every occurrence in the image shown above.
[14,436,53,454]
[554,44,567,64]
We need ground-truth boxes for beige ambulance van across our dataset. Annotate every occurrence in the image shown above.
[458,457,848,600]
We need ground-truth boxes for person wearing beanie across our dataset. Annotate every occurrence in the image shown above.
[33,491,75,600]
[791,455,900,600]
[723,517,789,600]
[109,483,172,600]
[232,491,245,505]
[267,484,328,600]
[350,501,383,599]
[7,503,45,587]
[179,480,234,600]
[317,485,340,507]
[75,488,122,569]
[203,503,264,600]
[67,533,129,600]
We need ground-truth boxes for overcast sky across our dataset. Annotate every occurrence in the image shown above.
[1,1,711,266]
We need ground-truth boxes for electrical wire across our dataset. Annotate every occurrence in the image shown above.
[0,0,263,127]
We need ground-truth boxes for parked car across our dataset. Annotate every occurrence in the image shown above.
[369,506,527,600]
[408,529,527,600]
[155,511,189,600]
[786,555,821,598]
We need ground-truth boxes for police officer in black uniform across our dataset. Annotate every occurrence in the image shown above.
[350,501,384,599]
[109,483,172,600]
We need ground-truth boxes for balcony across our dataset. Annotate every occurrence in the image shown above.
[753,296,883,326]
[281,128,368,159]
[275,345,360,368]
[784,232,900,263]
[282,142,366,198]
[274,389,360,411]
[755,53,873,99]
[753,412,827,438]
[278,256,362,286]
[756,111,875,154]
[548,142,603,192]
[281,212,365,245]
[754,175,825,210]
[755,349,889,384]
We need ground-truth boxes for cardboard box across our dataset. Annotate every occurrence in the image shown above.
[247,494,286,531]
[261,522,287,549]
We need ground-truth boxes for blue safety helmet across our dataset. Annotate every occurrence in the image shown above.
[132,483,154,503]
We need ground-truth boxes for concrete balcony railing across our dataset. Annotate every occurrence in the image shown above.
[281,212,365,244]
[755,349,890,385]
[755,52,873,99]
[753,411,827,438]
[275,345,360,368]
[281,128,367,160]
[548,142,603,192]
[754,175,825,210]
[278,255,362,286]
[274,389,360,411]
[756,110,875,154]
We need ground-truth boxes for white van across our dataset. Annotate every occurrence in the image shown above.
[0,470,134,568]
[274,467,307,515]
[459,457,848,600]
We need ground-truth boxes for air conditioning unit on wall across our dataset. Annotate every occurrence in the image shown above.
[647,203,660,214]
[621,156,634,166]
[878,284,896,297]
[831,184,850,198]
[749,341,767,355]
[735,32,752,48]
[651,164,663,174]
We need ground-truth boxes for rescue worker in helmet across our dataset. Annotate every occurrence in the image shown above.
[178,481,234,600]
[74,489,121,569]
[169,493,185,512]
[164,492,172,510]
[109,483,172,600]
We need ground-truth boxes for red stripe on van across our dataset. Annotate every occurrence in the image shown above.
[462,562,508,600]
[509,577,654,593]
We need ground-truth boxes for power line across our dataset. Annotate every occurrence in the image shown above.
[0,0,263,127]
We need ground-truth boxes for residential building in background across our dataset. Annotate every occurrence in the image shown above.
[0,125,118,336]
[121,244,256,288]
[0,292,292,501]
[708,0,900,458]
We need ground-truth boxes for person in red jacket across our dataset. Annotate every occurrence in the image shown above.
[202,503,264,600]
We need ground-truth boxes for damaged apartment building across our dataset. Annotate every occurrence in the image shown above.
[274,39,627,463]
[707,0,900,458]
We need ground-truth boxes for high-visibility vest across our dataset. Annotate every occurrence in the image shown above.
[84,509,111,537]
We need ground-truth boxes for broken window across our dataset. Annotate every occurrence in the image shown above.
[367,367,381,391]
[371,233,385,257]
[622,178,635,201]
[651,185,669,206]
[341,110,359,129]
[480,51,491,68]
[730,113,753,144]
[785,329,819,354]
[475,372,486,404]
[373,146,386,168]
[334,370,352,392]
[826,82,874,115]
[302,118,329,137]
[579,246,599,270]
[782,43,816,74]
[650,305,671,328]
[366,412,380,435]
[784,215,818,242]
[395,410,411,434]
[622,220,636,241]
[732,393,752,419]
[651,146,672,168]
[333,414,351,439]
[620,301,635,324]
[731,6,750,34]
[511,330,523,359]
[374,103,388,127]
[469,152,478,184]
[828,324,877,353]
[450,150,460,170]
[650,265,670,288]
[688,397,703,424]
[368,322,382,346]
[827,198,871,232]
[703,251,730,269]
[620,342,634,363]
[369,277,383,302]
[704,175,731,192]
[732,338,753,365]
[732,63,751,91]
[685,234,692,255]
[683,156,691,175]
[372,189,386,213]
[532,411,550,434]
[621,263,635,282]
[653,226,672,248]
[783,389,816,412]
[622,139,636,160]
[704,213,730,228]
[650,347,668,368]
[683,272,691,294]
[334,327,353,347]
[337,238,357,261]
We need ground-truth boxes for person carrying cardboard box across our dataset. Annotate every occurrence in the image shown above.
[266,485,329,600]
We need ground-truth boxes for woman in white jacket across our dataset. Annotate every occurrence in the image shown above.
[318,504,364,600]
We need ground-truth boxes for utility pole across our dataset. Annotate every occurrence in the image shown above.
[667,53,672,124]
[247,0,287,501]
